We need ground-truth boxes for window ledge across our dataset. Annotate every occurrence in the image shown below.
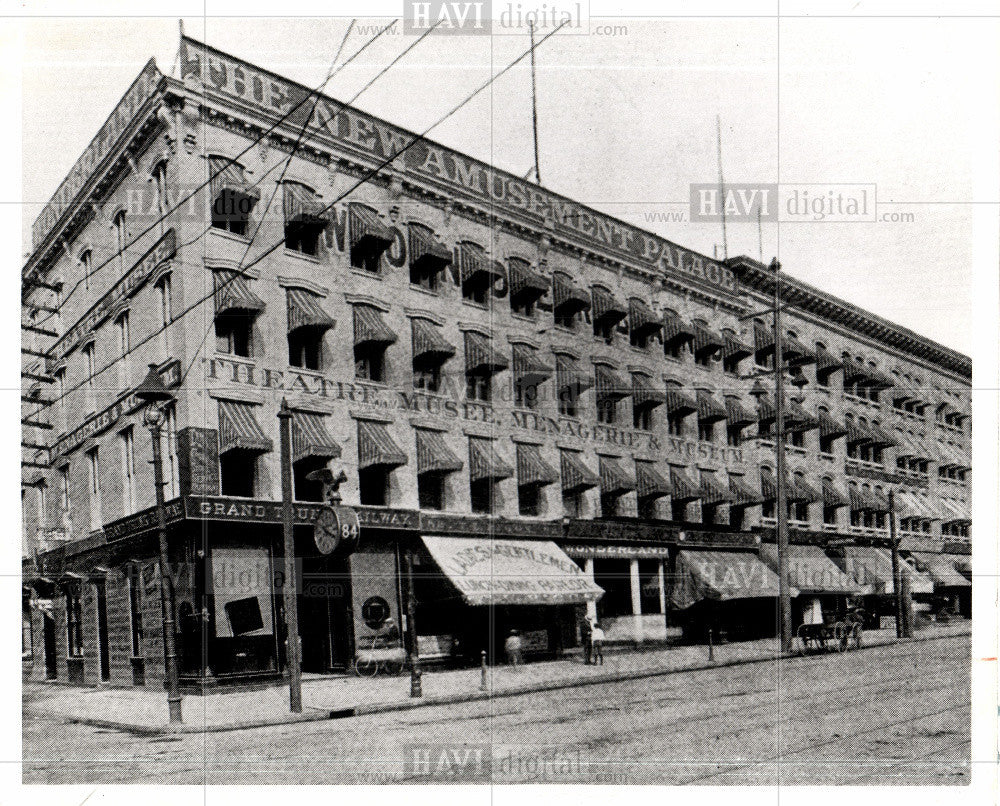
[284,248,321,264]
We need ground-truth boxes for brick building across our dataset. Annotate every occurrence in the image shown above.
[22,38,971,689]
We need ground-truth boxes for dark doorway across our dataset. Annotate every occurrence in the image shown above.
[43,614,57,680]
[95,581,110,682]
[298,554,354,673]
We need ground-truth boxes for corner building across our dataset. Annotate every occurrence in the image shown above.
[22,38,972,689]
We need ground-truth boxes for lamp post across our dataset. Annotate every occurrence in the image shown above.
[134,363,182,723]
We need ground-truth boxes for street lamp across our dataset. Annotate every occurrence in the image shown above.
[134,363,182,723]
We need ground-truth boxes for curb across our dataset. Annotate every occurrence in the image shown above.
[24,628,969,736]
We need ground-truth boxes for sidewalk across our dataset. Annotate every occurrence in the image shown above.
[23,622,970,735]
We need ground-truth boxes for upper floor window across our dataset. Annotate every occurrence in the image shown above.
[354,305,398,384]
[349,203,393,273]
[113,210,128,255]
[152,160,169,219]
[552,272,590,330]
[209,156,259,237]
[213,270,265,358]
[512,344,552,410]
[411,318,455,394]
[286,288,334,371]
[628,298,661,350]
[509,258,547,318]
[79,249,92,292]
[283,182,328,257]
[407,222,451,291]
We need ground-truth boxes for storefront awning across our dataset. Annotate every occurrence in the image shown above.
[412,318,456,363]
[353,305,398,348]
[759,543,866,595]
[636,461,671,500]
[628,298,661,337]
[408,223,452,271]
[290,410,341,463]
[696,390,728,423]
[357,420,407,469]
[669,465,701,503]
[214,270,266,317]
[287,288,335,335]
[422,536,604,606]
[632,374,665,410]
[468,438,514,482]
[598,455,636,497]
[349,203,393,253]
[836,546,934,596]
[415,429,463,475]
[670,549,790,609]
[464,331,508,374]
[516,443,559,487]
[591,286,628,326]
[218,400,273,455]
[560,450,600,493]
[552,272,591,314]
[907,551,971,589]
[595,364,630,402]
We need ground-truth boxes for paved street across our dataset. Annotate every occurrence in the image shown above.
[23,633,970,785]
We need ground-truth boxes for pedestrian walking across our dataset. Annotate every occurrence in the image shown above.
[591,622,605,665]
[504,629,523,669]
[580,618,593,664]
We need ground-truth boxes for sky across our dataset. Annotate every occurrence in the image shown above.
[16,12,1000,356]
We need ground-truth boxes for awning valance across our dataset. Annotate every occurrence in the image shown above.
[516,443,559,487]
[724,396,756,428]
[591,286,628,326]
[353,305,398,348]
[729,474,763,506]
[290,411,341,463]
[665,385,697,417]
[357,420,407,469]
[907,551,971,589]
[692,322,725,356]
[636,461,671,500]
[696,390,728,423]
[552,272,591,314]
[837,547,934,596]
[815,346,843,376]
[818,411,847,440]
[599,455,636,497]
[214,270,266,317]
[287,288,335,335]
[722,330,752,361]
[670,550,788,609]
[512,344,553,386]
[700,472,734,505]
[628,298,661,337]
[560,450,600,493]
[508,260,548,301]
[632,374,665,410]
[218,400,273,455]
[416,429,463,475]
[669,465,701,503]
[464,331,508,374]
[468,438,514,482]
[283,182,328,225]
[662,311,695,345]
[349,203,393,253]
[422,535,604,606]
[759,543,866,595]
[412,318,456,363]
[458,242,503,286]
[595,364,630,402]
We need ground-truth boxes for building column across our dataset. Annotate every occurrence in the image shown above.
[584,558,597,624]
[657,561,667,615]
[630,559,643,643]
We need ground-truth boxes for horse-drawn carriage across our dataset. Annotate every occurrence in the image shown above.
[796,608,865,653]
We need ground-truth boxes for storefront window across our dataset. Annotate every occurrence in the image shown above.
[638,559,663,614]
[65,584,83,657]
[593,559,631,620]
[210,546,277,676]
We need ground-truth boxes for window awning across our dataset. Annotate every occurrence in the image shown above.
[665,385,697,417]
[867,366,896,389]
[552,272,591,314]
[595,364,630,402]
[867,423,897,448]
[937,441,970,470]
[900,490,937,520]
[468,438,514,482]
[759,471,778,503]
[669,465,701,503]
[214,270,266,317]
[415,429,463,475]
[508,260,548,301]
[516,443,559,487]
[696,390,728,423]
[815,345,843,376]
[407,223,451,271]
[283,182,328,225]
[353,305,398,348]
[357,420,408,469]
[783,334,815,364]
[598,455,636,497]
[628,298,661,337]
[848,485,879,512]
[724,396,756,428]
[662,311,695,345]
[591,286,628,326]
[893,429,927,460]
[208,157,260,216]
[722,330,753,361]
[464,331,508,374]
[907,551,971,589]
[891,373,922,406]
[836,546,934,596]
[287,288,335,335]
[218,400,273,455]
[421,536,604,606]
[670,550,790,609]
[939,498,970,523]
[290,410,341,463]
[349,203,393,253]
[700,472,734,505]
[893,491,921,519]
[412,318,456,363]
[845,420,874,447]
[557,356,595,396]
[458,242,503,286]
[636,461,671,500]
[692,322,725,356]
[759,543,866,595]
[632,374,665,410]
[512,344,553,386]
[560,450,600,493]
[822,479,848,508]
[818,411,847,440]
[789,475,821,504]
[786,401,819,433]
[841,355,868,385]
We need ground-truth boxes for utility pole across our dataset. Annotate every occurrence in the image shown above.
[773,261,793,655]
[529,20,542,185]
[277,399,302,712]
[888,490,912,638]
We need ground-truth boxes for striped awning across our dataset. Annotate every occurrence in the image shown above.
[415,429,463,475]
[722,330,752,361]
[636,461,671,500]
[458,242,503,285]
[218,400,273,455]
[783,334,815,364]
[560,450,600,493]
[290,411,341,463]
[822,479,848,508]
[786,401,819,432]
[591,286,628,326]
[729,474,763,506]
[468,438,514,482]
[724,396,756,428]
[669,465,701,503]
[759,471,778,503]
[908,551,971,589]
[752,320,773,354]
[891,373,922,405]
[557,356,596,396]
[595,364,630,402]
[599,455,636,497]
[893,491,921,519]
[354,305,398,348]
[512,344,553,385]
[700,472,734,505]
[357,420,407,469]
[412,318,456,363]
[508,259,548,301]
[516,443,559,487]
[662,311,695,345]
[552,273,591,314]
[791,476,822,504]
[845,420,874,446]
[208,157,260,217]
[665,385,697,417]
[867,423,897,448]
[407,223,451,271]
[939,498,970,523]
[841,355,868,385]
[692,322,725,355]
[214,270,265,316]
[898,490,937,520]
[632,374,665,409]
[867,366,896,389]
[287,288,335,335]
[894,429,929,460]
[818,411,847,440]
[349,203,393,252]
[937,441,970,470]
[464,331,508,374]
[628,298,661,337]
[815,346,843,376]
[696,390,728,423]
[283,182,328,225]
[848,485,879,512]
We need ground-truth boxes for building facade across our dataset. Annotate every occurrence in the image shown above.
[22,38,972,689]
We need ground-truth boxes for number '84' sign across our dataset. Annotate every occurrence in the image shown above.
[313,506,360,556]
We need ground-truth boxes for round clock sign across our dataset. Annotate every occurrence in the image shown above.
[313,505,361,556]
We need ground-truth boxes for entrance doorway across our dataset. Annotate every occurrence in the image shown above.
[298,555,354,673]
[42,614,57,680]
[95,580,110,682]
